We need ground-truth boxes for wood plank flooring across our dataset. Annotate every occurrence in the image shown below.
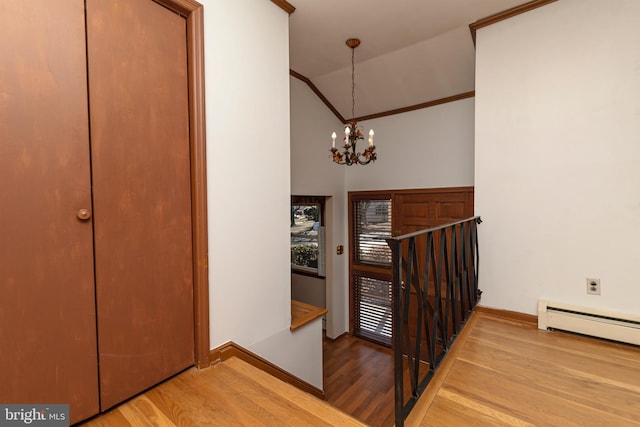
[406,310,640,426]
[79,357,365,427]
[324,310,640,427]
[79,310,640,426]
[323,335,395,427]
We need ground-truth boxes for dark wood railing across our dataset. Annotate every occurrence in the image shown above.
[386,216,482,426]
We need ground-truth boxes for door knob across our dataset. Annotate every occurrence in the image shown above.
[77,208,91,220]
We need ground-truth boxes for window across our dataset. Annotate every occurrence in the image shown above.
[354,199,392,265]
[353,274,392,345]
[291,196,325,276]
[349,194,392,346]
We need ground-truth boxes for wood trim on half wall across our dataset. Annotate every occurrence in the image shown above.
[210,342,325,399]
[155,0,210,369]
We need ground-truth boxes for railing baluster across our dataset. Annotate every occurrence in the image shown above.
[473,218,481,303]
[387,238,404,427]
[421,232,432,369]
[436,228,448,360]
[428,233,439,370]
[466,221,475,312]
[460,222,469,319]
[387,216,481,427]
[448,224,457,339]
[406,238,419,394]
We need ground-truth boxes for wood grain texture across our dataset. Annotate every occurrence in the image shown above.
[147,0,211,370]
[0,1,100,422]
[182,1,211,370]
[325,309,640,427]
[80,309,640,426]
[407,310,640,426]
[291,299,327,331]
[87,0,194,409]
[214,341,325,399]
[80,357,364,427]
[323,335,395,427]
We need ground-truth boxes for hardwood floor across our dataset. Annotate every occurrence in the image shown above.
[323,335,395,427]
[79,310,640,426]
[79,357,365,427]
[324,311,640,427]
[407,310,640,426]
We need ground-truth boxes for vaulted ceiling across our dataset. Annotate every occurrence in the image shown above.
[288,0,543,121]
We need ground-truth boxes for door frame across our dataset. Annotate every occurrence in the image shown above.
[155,0,210,368]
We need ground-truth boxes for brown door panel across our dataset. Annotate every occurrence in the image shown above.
[86,0,195,410]
[395,189,473,362]
[0,1,99,423]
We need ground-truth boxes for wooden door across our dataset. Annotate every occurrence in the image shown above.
[86,0,195,410]
[393,188,474,361]
[0,1,100,423]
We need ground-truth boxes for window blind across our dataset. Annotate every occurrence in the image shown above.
[354,199,392,265]
[354,275,392,346]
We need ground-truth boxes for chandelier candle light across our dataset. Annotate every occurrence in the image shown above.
[330,38,377,165]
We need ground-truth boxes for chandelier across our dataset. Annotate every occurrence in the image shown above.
[330,38,376,166]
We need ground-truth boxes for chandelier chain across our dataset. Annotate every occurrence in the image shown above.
[351,46,355,121]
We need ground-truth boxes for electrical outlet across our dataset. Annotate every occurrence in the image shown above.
[586,278,601,295]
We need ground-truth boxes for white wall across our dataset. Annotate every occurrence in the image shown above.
[291,273,326,309]
[204,0,308,378]
[290,77,476,338]
[475,0,640,315]
[290,77,348,339]
[250,318,324,389]
[346,99,475,192]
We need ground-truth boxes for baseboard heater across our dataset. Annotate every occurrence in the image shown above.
[538,299,640,346]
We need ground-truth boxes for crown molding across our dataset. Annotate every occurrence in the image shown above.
[289,1,557,121]
[271,0,295,14]
[469,0,558,45]
[290,69,346,123]
[290,69,473,124]
[354,91,475,122]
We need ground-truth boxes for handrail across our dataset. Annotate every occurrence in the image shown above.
[392,216,479,241]
[386,216,482,426]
